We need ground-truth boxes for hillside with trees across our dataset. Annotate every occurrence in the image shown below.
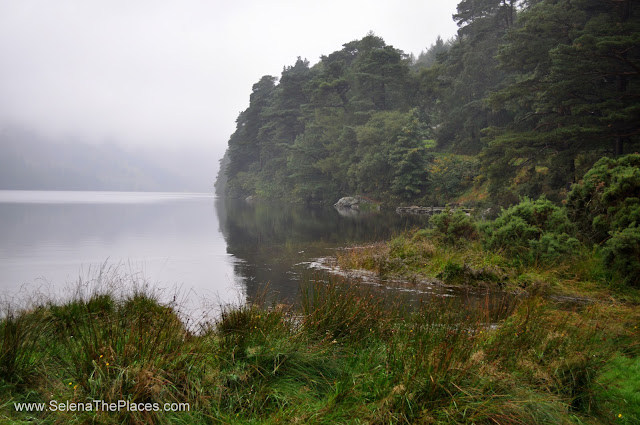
[217,0,639,208]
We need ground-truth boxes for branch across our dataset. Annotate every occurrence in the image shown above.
[516,145,551,171]
[516,112,547,123]
[614,54,640,75]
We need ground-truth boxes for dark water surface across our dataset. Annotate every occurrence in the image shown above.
[0,191,506,316]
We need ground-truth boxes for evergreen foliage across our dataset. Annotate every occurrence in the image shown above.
[217,1,639,207]
[413,36,453,69]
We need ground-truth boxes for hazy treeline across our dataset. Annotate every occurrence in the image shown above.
[0,126,216,192]
[218,0,639,206]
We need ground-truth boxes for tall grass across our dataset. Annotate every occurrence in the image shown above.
[0,269,637,424]
[300,278,395,343]
[0,304,50,386]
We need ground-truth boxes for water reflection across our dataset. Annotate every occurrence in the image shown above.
[216,199,500,306]
[215,198,426,303]
[215,198,509,316]
[0,191,510,320]
[0,191,242,312]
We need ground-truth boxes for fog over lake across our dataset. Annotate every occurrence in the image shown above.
[0,190,504,317]
[0,191,242,314]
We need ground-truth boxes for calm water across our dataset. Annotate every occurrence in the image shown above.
[0,191,504,316]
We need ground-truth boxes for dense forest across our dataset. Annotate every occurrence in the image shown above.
[216,0,639,207]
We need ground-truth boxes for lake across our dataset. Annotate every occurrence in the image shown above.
[0,191,503,317]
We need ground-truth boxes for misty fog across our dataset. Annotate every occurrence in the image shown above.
[0,0,459,190]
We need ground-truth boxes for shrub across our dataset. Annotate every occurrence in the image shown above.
[482,197,580,265]
[602,226,640,287]
[566,153,640,244]
[529,232,582,265]
[437,260,465,284]
[429,208,478,245]
[565,154,640,286]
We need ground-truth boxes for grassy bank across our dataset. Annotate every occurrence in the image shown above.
[335,195,640,303]
[334,231,619,301]
[1,268,638,424]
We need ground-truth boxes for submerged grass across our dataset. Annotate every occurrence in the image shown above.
[0,266,638,424]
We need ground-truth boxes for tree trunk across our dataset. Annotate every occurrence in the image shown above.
[614,135,624,156]
[569,156,576,184]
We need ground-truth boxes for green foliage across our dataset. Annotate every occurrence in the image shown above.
[528,232,582,266]
[219,34,432,204]
[437,260,466,284]
[482,197,580,264]
[429,208,478,245]
[389,110,432,199]
[563,154,640,287]
[602,226,640,288]
[483,0,640,202]
[426,154,479,203]
[413,35,453,69]
[217,1,640,208]
[566,153,640,243]
[350,110,408,194]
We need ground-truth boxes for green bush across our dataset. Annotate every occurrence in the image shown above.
[437,260,465,284]
[602,226,640,287]
[608,197,640,233]
[529,232,582,265]
[482,197,580,264]
[565,154,640,286]
[566,153,640,244]
[429,208,478,245]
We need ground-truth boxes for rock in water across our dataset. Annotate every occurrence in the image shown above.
[334,196,360,209]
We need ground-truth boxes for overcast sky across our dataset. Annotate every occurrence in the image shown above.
[0,0,460,160]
